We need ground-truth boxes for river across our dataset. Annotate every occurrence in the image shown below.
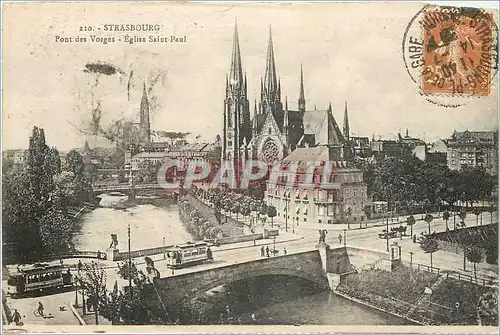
[73,193,407,325]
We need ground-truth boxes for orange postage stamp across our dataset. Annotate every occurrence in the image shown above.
[420,7,495,96]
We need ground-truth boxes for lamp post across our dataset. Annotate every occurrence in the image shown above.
[284,197,289,232]
[128,224,132,300]
[163,237,166,260]
[409,251,414,268]
[386,209,389,252]
[74,276,79,307]
[343,229,346,247]
[273,236,276,255]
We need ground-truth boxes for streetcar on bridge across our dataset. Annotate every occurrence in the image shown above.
[165,241,213,269]
[6,263,73,297]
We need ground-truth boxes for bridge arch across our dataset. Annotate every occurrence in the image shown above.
[163,265,329,307]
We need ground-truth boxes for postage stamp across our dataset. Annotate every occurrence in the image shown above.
[421,7,494,96]
[403,4,498,106]
[1,1,498,333]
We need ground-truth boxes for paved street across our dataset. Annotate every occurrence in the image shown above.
[3,210,497,326]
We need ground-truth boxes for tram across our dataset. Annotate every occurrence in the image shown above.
[6,263,73,297]
[165,241,213,269]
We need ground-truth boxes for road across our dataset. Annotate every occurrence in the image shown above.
[4,210,497,326]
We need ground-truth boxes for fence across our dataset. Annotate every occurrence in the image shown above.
[406,261,490,287]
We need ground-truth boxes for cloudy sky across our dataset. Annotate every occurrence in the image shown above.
[2,2,498,150]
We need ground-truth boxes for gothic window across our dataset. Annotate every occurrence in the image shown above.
[268,127,272,135]
[261,139,279,163]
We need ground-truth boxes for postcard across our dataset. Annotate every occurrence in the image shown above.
[1,1,498,333]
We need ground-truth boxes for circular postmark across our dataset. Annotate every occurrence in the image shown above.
[402,4,498,107]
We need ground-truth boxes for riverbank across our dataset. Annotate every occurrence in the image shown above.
[335,266,497,325]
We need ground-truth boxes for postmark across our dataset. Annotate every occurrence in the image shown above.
[403,5,498,106]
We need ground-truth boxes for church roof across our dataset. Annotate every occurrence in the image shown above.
[303,110,344,146]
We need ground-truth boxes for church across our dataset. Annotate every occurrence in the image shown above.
[221,22,370,225]
[221,23,352,166]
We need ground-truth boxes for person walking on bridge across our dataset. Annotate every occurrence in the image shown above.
[265,246,270,257]
[260,246,265,257]
[338,233,342,244]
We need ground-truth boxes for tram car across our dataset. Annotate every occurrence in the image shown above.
[6,263,73,297]
[165,241,213,269]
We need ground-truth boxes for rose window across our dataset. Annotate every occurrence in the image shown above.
[262,140,279,163]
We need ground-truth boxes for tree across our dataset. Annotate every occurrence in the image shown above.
[78,261,107,325]
[267,205,277,228]
[459,209,467,228]
[457,229,474,271]
[419,236,440,268]
[487,204,495,224]
[407,215,416,238]
[442,210,450,230]
[345,207,352,230]
[424,214,434,235]
[473,208,481,226]
[465,246,483,282]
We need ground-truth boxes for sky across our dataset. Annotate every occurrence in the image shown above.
[2,2,498,151]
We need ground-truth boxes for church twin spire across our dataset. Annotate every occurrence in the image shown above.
[229,20,244,90]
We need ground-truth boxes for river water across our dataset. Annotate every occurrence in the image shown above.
[74,193,407,325]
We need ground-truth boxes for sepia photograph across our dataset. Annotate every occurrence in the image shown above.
[1,1,498,332]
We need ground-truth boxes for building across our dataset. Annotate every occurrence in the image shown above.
[128,143,215,171]
[446,130,498,175]
[265,146,368,225]
[398,129,425,151]
[370,139,401,158]
[221,23,353,167]
[349,136,371,157]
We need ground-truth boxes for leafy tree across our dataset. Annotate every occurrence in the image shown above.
[465,246,483,282]
[419,236,440,268]
[459,209,467,228]
[487,204,495,225]
[345,206,352,230]
[406,215,416,238]
[442,210,450,230]
[267,205,277,228]
[473,208,481,226]
[424,214,434,235]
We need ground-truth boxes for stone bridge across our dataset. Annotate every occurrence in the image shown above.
[148,247,356,310]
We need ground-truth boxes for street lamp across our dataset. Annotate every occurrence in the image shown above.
[386,209,389,252]
[163,237,166,260]
[343,229,347,247]
[273,236,276,255]
[128,224,132,300]
[284,197,290,232]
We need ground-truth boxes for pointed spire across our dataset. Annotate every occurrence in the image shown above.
[252,99,259,130]
[244,72,247,93]
[343,101,350,141]
[328,102,332,112]
[139,82,151,143]
[229,19,244,88]
[298,64,306,112]
[406,128,409,137]
[314,103,317,111]
[263,26,278,96]
[285,96,288,110]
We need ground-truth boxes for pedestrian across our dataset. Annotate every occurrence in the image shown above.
[77,260,83,273]
[12,309,21,325]
[283,246,287,255]
[338,233,342,244]
[59,257,63,265]
[260,246,265,257]
[413,234,417,243]
[97,250,101,259]
[37,302,45,318]
[266,246,270,257]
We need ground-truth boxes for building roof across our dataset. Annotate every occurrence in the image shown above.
[450,130,497,144]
